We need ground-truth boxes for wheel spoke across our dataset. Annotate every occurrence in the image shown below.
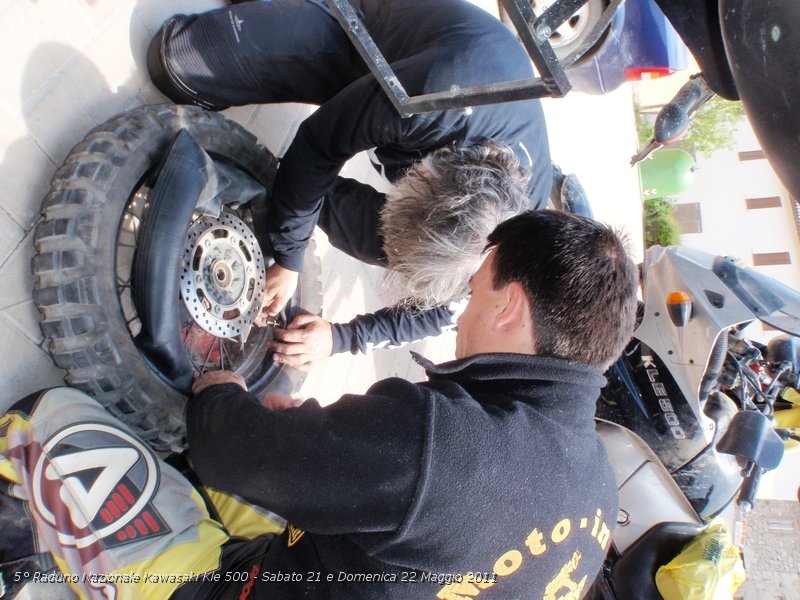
[220,338,234,371]
[200,336,216,374]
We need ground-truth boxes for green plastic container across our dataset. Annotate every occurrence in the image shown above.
[639,148,696,198]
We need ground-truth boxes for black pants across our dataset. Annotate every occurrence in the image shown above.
[147,0,367,109]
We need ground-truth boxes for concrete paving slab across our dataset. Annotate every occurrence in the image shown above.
[4,297,47,347]
[0,314,64,413]
[0,0,627,416]
[0,228,42,316]
[0,0,94,114]
[132,0,223,36]
[74,0,131,30]
[0,0,579,412]
[62,6,153,125]
[542,85,645,261]
[24,74,97,166]
[235,103,313,158]
[0,109,56,230]
[0,207,25,267]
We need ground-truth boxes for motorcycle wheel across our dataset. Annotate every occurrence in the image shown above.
[32,104,322,452]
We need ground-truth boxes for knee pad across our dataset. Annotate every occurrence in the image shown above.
[147,16,228,110]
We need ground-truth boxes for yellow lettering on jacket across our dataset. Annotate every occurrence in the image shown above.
[435,509,611,600]
[550,519,571,544]
[435,574,496,600]
[525,528,547,556]
[543,551,588,600]
[436,581,482,600]
[493,550,523,576]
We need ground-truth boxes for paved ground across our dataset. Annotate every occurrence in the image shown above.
[0,0,642,413]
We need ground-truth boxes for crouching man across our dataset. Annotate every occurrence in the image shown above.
[0,210,637,599]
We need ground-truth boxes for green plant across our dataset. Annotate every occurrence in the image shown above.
[644,197,681,247]
[636,106,655,149]
[683,97,746,156]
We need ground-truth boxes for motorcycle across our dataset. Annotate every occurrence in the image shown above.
[582,243,799,598]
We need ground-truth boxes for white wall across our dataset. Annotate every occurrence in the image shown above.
[675,121,800,292]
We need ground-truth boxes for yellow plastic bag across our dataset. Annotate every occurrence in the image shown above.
[776,389,800,452]
[655,520,746,600]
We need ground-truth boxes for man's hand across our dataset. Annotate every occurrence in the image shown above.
[263,393,305,411]
[256,264,299,323]
[268,314,333,371]
[192,370,248,395]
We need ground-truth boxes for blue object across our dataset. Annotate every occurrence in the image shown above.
[567,0,689,94]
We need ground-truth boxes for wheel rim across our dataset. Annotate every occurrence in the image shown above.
[532,1,592,49]
[116,164,286,388]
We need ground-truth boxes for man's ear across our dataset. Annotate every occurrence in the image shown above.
[494,281,531,331]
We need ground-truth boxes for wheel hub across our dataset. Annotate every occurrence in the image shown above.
[534,1,591,48]
[181,212,266,339]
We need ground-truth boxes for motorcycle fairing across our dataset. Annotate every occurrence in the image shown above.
[599,347,742,517]
[599,341,705,471]
[712,255,800,337]
[635,247,769,430]
[595,420,702,554]
[668,393,742,517]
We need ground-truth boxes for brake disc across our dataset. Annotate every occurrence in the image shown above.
[180,212,266,339]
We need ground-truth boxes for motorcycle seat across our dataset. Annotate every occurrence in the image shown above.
[611,521,706,599]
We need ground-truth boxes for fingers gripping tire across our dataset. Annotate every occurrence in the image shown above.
[32,104,322,452]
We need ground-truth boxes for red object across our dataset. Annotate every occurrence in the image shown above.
[625,66,677,80]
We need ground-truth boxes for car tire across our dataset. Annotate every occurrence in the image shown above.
[544,0,606,62]
[502,0,607,63]
[33,104,322,452]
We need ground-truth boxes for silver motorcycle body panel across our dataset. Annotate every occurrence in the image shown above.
[596,419,702,554]
[635,247,757,431]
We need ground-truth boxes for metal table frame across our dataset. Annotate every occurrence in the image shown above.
[325,0,624,117]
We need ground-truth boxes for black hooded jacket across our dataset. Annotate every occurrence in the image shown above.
[186,353,617,599]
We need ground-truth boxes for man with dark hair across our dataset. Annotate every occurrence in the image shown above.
[147,0,552,365]
[485,210,638,369]
[0,210,637,600]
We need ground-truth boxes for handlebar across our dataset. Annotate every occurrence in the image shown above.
[629,74,716,166]
[653,74,714,144]
[736,464,762,512]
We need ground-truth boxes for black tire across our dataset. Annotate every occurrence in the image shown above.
[32,104,322,452]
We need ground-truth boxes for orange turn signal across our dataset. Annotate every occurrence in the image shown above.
[666,291,692,327]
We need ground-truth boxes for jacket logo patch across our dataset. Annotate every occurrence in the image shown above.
[31,422,168,552]
[287,524,305,547]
